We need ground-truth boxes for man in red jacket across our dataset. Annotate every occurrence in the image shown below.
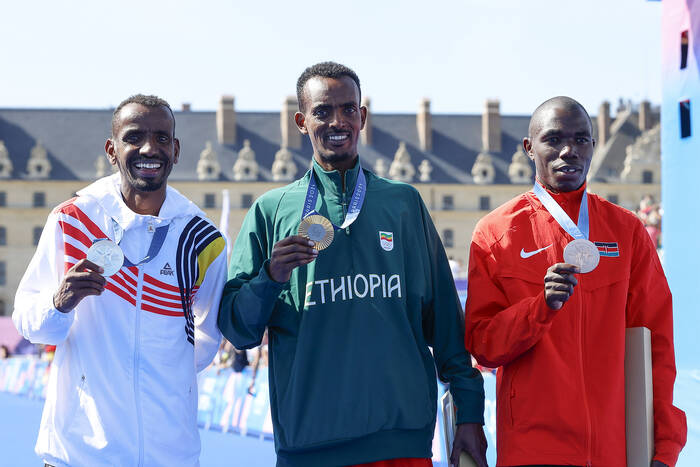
[465,96,686,466]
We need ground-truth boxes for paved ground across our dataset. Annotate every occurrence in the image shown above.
[0,392,277,467]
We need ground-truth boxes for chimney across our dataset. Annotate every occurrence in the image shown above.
[597,101,610,147]
[361,96,372,146]
[639,100,651,131]
[482,99,501,153]
[281,96,301,149]
[216,96,236,145]
[417,98,432,152]
[181,103,191,112]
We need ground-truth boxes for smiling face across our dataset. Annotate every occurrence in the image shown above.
[106,103,180,200]
[524,104,595,193]
[294,76,367,172]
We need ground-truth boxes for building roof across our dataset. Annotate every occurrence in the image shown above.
[0,103,657,184]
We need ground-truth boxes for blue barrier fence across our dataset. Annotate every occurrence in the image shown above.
[0,356,498,465]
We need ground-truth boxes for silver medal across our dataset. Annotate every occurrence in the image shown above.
[563,238,600,274]
[87,240,124,276]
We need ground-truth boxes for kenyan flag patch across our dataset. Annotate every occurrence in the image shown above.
[379,231,394,251]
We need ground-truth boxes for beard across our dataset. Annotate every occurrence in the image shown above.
[125,173,164,192]
[317,150,356,165]
[117,156,172,193]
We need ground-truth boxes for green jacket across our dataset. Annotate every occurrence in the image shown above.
[219,159,484,466]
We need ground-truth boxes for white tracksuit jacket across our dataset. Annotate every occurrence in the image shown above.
[13,174,227,466]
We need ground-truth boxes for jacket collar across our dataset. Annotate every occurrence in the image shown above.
[76,174,203,231]
[309,157,361,198]
[535,180,587,222]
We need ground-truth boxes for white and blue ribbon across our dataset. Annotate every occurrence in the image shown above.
[94,220,169,268]
[533,182,589,240]
[302,163,367,230]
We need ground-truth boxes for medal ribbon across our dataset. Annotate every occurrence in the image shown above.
[302,162,367,230]
[93,222,169,267]
[532,182,589,240]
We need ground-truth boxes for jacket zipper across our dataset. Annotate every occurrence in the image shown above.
[578,275,592,466]
[341,191,349,235]
[135,266,145,467]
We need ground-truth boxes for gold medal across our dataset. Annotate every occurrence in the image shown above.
[298,215,334,250]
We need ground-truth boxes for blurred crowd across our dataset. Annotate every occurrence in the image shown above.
[211,331,268,395]
[0,339,55,362]
[637,194,663,251]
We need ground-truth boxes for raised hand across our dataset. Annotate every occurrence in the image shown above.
[544,263,580,310]
[268,235,318,283]
[53,259,106,313]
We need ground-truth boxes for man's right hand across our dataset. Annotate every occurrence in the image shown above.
[268,235,318,283]
[53,259,106,313]
[544,262,580,310]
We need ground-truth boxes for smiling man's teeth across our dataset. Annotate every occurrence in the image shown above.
[328,135,348,141]
[560,167,577,173]
[135,162,162,169]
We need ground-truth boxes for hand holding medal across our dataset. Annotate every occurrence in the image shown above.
[53,258,107,313]
[296,163,367,252]
[533,183,600,274]
[270,163,367,283]
[533,182,600,310]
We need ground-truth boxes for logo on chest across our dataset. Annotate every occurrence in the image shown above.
[379,231,394,251]
[160,262,175,276]
[520,244,553,259]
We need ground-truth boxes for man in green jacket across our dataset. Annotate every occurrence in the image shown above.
[218,61,486,467]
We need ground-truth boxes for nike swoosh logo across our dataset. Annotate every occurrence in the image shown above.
[520,244,553,259]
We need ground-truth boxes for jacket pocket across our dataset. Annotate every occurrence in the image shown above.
[66,374,108,449]
[60,372,86,432]
[504,365,519,427]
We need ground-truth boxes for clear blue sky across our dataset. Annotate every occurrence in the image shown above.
[1,0,661,116]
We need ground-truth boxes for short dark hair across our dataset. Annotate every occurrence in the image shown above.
[111,94,175,136]
[296,62,361,112]
[528,96,592,137]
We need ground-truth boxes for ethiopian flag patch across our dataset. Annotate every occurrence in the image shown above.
[379,231,394,251]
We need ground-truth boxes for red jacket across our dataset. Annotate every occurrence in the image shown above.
[465,185,686,466]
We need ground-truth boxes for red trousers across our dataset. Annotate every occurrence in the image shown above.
[349,458,432,467]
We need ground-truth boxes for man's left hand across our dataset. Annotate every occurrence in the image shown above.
[451,423,488,467]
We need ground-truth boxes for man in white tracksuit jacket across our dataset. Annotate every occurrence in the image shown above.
[13,95,227,466]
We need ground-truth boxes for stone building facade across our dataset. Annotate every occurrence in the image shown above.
[0,98,660,315]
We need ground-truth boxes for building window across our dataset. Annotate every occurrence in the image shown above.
[0,192,6,207]
[479,195,491,211]
[442,195,454,211]
[33,192,46,207]
[33,226,43,246]
[608,194,619,205]
[0,262,5,286]
[0,299,5,316]
[642,171,654,184]
[241,194,253,209]
[680,100,691,138]
[204,193,216,209]
[0,226,5,246]
[681,30,689,69]
[443,229,454,248]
